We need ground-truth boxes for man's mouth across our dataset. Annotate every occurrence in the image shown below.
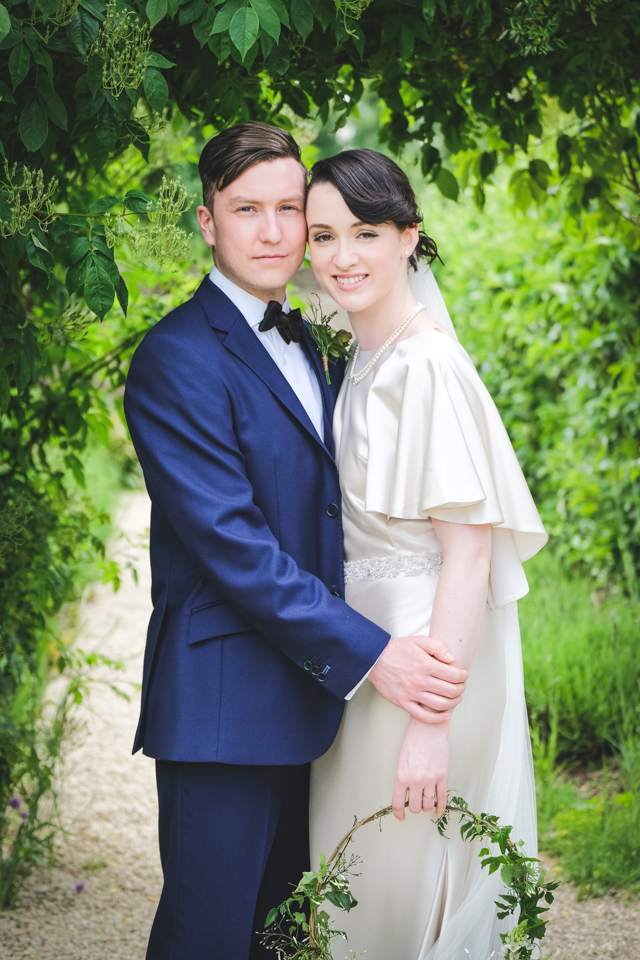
[335,274,367,286]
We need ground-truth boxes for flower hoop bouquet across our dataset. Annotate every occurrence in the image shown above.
[262,795,558,960]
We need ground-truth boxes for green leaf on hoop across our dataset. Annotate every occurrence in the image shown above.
[229,5,259,58]
[19,101,48,153]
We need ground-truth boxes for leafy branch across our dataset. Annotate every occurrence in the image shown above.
[262,795,559,960]
[304,293,351,385]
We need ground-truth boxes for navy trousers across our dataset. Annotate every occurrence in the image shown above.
[146,760,311,960]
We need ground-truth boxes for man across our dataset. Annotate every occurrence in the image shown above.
[124,121,467,960]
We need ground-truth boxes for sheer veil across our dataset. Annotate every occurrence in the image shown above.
[409,259,458,342]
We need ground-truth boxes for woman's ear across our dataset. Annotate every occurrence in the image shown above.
[401,222,420,258]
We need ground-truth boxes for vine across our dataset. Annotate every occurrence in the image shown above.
[262,796,559,960]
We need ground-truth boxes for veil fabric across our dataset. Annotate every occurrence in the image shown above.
[409,260,458,341]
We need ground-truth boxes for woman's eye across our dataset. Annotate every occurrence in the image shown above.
[312,233,333,242]
[358,231,378,239]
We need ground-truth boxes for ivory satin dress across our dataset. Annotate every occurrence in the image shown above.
[309,328,548,960]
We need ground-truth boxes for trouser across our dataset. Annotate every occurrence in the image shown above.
[146,759,311,960]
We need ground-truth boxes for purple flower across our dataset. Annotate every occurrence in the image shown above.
[75,882,85,893]
[9,797,21,809]
[20,810,29,819]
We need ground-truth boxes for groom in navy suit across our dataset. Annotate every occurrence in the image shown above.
[124,121,466,960]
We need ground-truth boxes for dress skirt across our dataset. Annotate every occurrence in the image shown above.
[309,571,537,960]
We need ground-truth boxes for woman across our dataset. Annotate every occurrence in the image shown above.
[306,150,548,960]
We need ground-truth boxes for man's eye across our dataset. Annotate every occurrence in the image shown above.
[238,206,254,212]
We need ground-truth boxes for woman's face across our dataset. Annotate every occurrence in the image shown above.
[306,182,418,314]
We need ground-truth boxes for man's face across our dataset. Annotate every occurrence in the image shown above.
[197,157,307,303]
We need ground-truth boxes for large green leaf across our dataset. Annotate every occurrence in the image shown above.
[67,8,100,54]
[116,275,128,317]
[290,0,313,40]
[66,253,90,294]
[83,255,115,319]
[146,0,167,28]
[37,86,68,130]
[9,42,30,90]
[229,7,260,60]
[67,236,92,264]
[211,0,245,34]
[19,100,48,153]
[143,67,169,113]
[88,195,122,214]
[192,5,217,45]
[0,6,11,44]
[435,167,459,202]
[251,0,280,41]
[145,52,176,68]
[26,232,54,274]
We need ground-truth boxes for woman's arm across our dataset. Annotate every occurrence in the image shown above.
[392,519,492,820]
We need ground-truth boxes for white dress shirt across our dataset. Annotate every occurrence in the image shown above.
[210,267,324,442]
[209,267,369,700]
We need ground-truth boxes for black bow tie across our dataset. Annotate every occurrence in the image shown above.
[258,300,304,345]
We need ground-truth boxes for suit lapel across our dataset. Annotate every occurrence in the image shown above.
[195,277,335,458]
[301,324,339,458]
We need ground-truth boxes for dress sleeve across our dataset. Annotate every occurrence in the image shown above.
[363,329,548,608]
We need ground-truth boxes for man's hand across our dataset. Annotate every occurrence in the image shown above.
[368,635,468,723]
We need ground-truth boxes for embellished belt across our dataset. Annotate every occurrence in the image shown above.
[344,552,443,585]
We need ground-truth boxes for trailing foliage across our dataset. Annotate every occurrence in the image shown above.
[262,796,558,960]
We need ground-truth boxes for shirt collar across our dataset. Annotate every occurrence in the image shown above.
[209,265,290,331]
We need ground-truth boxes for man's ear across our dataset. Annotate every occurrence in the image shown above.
[197,204,216,248]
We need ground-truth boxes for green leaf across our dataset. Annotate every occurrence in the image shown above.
[146,0,168,27]
[16,349,31,393]
[251,0,280,41]
[124,189,155,213]
[267,36,289,75]
[67,8,101,54]
[290,0,312,38]
[230,3,260,56]
[84,255,115,319]
[68,236,92,263]
[0,368,10,414]
[266,0,288,26]
[37,86,68,131]
[478,150,497,180]
[86,54,104,97]
[143,67,169,112]
[19,101,48,153]
[66,253,90,294]
[96,109,120,148]
[422,0,436,23]
[9,43,30,90]
[145,52,176,68]
[0,80,15,105]
[116,274,128,316]
[179,0,205,25]
[0,6,11,44]
[192,5,217,45]
[264,907,278,928]
[435,167,459,201]
[88,194,122,214]
[211,0,244,34]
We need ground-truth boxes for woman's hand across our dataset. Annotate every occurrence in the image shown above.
[392,717,449,821]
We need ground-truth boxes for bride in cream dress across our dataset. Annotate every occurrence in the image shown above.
[305,149,547,960]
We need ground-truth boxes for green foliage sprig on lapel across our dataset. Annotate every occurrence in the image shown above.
[304,293,351,385]
[262,795,559,960]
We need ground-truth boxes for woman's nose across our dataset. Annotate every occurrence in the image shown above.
[332,243,359,270]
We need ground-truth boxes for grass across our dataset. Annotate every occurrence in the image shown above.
[521,549,640,897]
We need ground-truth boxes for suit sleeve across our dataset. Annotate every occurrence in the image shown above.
[124,330,389,700]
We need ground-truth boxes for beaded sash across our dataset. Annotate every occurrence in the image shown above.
[344,551,443,585]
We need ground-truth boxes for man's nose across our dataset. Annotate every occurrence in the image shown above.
[258,211,282,244]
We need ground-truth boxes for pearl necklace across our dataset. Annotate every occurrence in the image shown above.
[347,303,425,385]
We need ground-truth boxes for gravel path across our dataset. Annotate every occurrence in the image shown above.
[1,489,639,959]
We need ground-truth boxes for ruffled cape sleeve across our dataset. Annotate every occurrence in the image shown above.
[363,330,548,608]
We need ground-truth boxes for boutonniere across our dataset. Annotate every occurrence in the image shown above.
[305,294,352,385]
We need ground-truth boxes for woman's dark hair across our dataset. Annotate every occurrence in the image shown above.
[199,121,305,211]
[308,149,440,270]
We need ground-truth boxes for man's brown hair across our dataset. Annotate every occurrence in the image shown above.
[198,121,305,210]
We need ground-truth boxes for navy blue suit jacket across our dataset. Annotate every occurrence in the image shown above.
[124,277,390,765]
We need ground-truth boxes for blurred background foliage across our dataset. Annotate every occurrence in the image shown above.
[1,0,640,906]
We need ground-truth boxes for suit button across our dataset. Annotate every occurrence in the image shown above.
[326,503,339,518]
[330,589,340,597]
[303,660,313,672]
[317,673,328,683]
